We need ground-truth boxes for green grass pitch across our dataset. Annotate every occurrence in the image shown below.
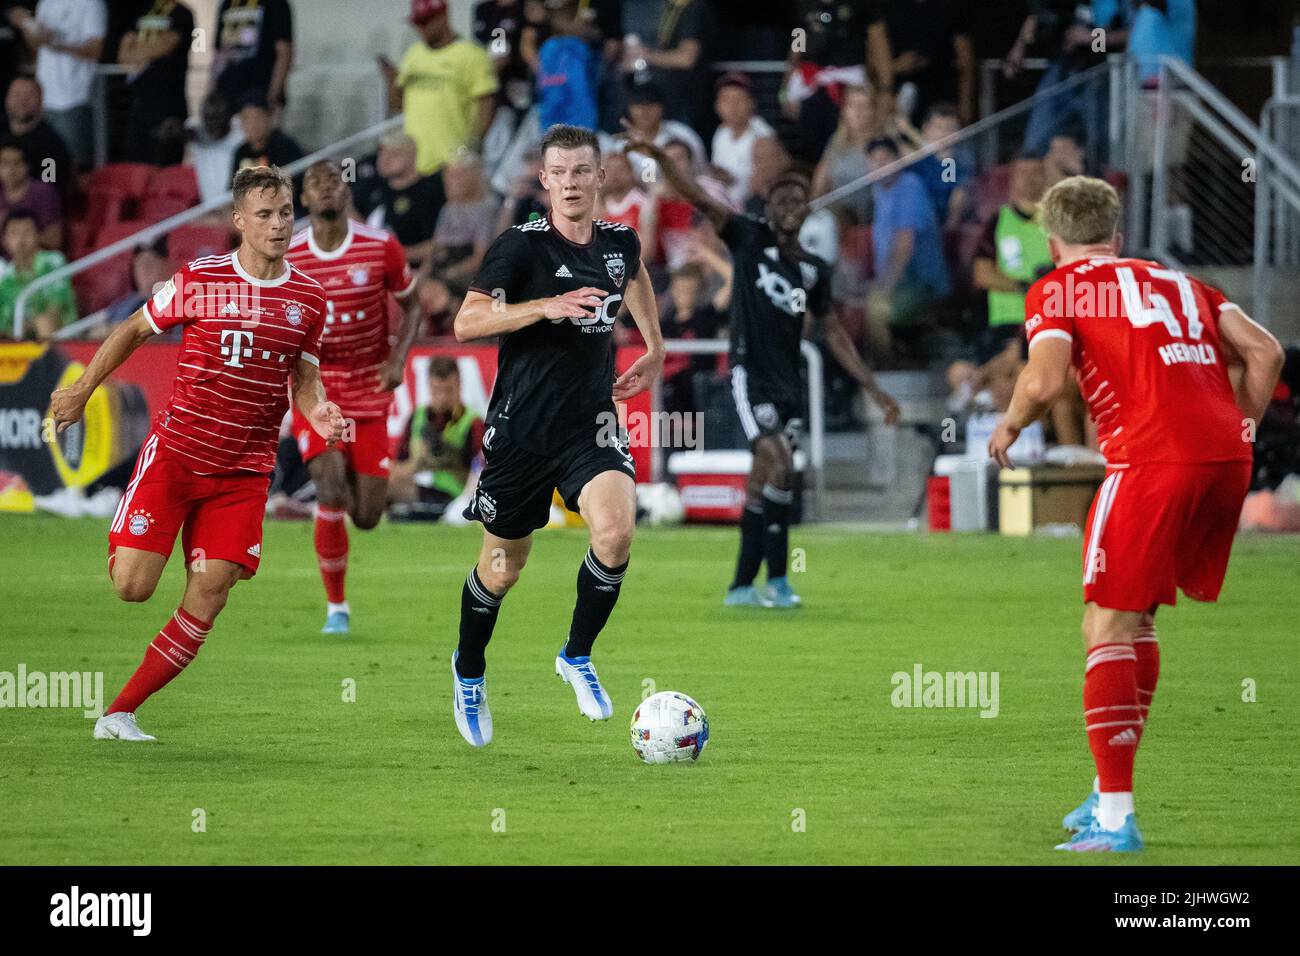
[1,514,1296,865]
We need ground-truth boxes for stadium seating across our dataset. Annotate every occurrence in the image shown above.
[168,224,236,264]
[143,165,201,205]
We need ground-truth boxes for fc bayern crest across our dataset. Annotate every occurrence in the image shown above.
[127,509,152,536]
[350,265,370,286]
[604,255,626,288]
[285,303,303,326]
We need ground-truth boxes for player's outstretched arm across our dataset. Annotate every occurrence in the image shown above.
[806,309,900,425]
[453,287,610,341]
[1218,306,1285,427]
[293,357,345,442]
[622,120,730,235]
[989,337,1071,469]
[612,264,665,402]
[379,293,424,392]
[48,310,155,433]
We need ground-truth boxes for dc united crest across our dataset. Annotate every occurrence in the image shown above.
[604,254,626,289]
[754,403,779,429]
[476,490,498,522]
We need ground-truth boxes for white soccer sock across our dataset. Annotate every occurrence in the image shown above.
[328,601,350,616]
[1092,775,1100,794]
[1097,791,1134,831]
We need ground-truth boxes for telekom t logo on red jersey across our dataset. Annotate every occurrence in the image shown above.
[220,329,255,368]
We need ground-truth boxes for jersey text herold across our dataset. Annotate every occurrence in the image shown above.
[143,251,327,475]
[285,221,415,419]
[1025,256,1251,466]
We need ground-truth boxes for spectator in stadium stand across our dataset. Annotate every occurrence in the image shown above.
[880,0,975,126]
[474,0,536,115]
[657,255,730,417]
[1042,126,1086,190]
[865,135,950,359]
[419,150,496,332]
[611,79,705,186]
[1126,0,1195,84]
[382,0,499,177]
[1,3,37,92]
[91,239,173,339]
[642,139,733,276]
[897,103,971,231]
[594,148,647,232]
[495,145,548,232]
[4,76,70,197]
[711,72,774,210]
[783,0,894,163]
[356,130,446,270]
[210,0,293,113]
[388,355,486,518]
[1005,0,1126,156]
[811,84,878,226]
[0,135,61,249]
[117,0,194,166]
[7,0,104,170]
[971,153,1050,362]
[185,91,243,203]
[0,209,75,340]
[620,0,713,129]
[229,90,302,183]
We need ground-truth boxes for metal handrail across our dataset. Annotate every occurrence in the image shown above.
[812,59,1112,212]
[12,114,405,339]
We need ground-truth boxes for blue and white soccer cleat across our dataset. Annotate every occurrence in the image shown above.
[321,609,351,635]
[1055,814,1144,852]
[555,650,614,721]
[764,576,802,608]
[1062,790,1099,832]
[723,584,767,607]
[451,652,493,748]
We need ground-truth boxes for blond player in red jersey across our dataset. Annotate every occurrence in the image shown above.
[286,160,420,635]
[989,176,1285,851]
[49,166,346,742]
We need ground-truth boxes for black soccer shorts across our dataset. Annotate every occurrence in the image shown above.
[729,365,801,446]
[463,426,637,539]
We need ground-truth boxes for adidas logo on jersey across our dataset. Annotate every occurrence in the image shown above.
[1108,727,1139,747]
[554,264,573,278]
[246,543,261,558]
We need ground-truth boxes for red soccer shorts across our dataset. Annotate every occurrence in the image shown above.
[293,410,391,478]
[108,432,271,576]
[1081,460,1251,611]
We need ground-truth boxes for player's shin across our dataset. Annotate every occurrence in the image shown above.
[457,568,503,679]
[1083,642,1141,830]
[761,483,793,579]
[314,504,349,611]
[565,548,628,658]
[731,501,765,589]
[1134,624,1159,745]
[107,607,212,715]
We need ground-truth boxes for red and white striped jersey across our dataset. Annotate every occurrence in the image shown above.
[285,220,415,419]
[1025,256,1251,467]
[143,250,327,475]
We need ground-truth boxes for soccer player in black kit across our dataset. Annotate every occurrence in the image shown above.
[626,128,900,609]
[448,124,664,748]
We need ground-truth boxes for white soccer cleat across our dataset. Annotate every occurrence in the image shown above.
[93,712,157,742]
[451,653,493,748]
[555,650,614,721]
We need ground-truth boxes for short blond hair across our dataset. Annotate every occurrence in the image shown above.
[1039,175,1120,245]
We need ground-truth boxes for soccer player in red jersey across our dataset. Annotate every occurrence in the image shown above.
[285,160,420,635]
[989,176,1285,851]
[49,165,345,742]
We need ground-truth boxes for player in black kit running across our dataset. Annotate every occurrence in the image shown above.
[626,126,899,609]
[447,124,665,748]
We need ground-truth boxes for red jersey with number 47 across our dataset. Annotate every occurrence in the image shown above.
[143,251,327,475]
[285,221,415,420]
[1024,256,1251,467]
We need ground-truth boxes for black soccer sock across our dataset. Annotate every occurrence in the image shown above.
[762,483,792,580]
[456,567,503,679]
[730,502,765,589]
[564,548,628,658]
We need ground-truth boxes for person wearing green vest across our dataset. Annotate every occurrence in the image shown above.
[0,210,77,340]
[389,355,485,517]
[972,154,1051,362]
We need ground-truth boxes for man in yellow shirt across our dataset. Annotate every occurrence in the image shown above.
[385,0,498,175]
